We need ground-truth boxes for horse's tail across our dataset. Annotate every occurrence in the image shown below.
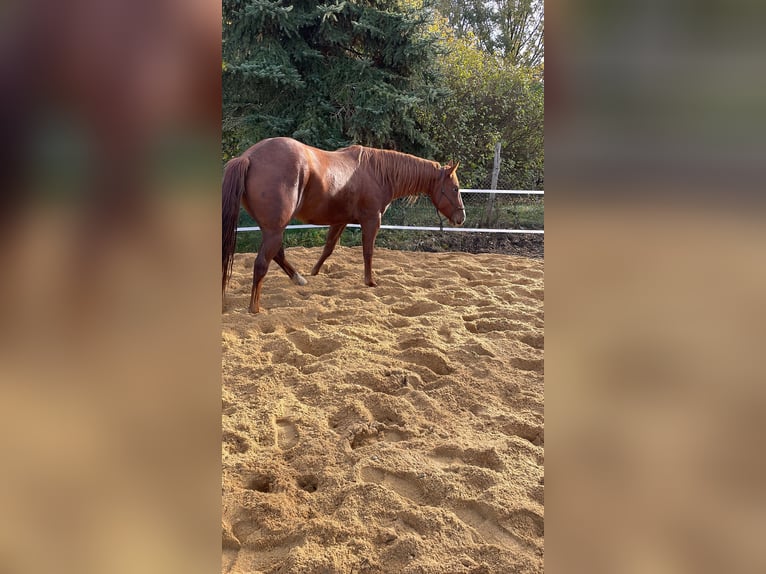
[222,155,250,294]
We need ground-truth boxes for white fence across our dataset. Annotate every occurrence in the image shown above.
[236,189,544,235]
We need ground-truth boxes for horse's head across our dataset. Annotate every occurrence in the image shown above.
[431,162,465,226]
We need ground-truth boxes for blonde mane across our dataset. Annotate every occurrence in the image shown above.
[346,145,442,201]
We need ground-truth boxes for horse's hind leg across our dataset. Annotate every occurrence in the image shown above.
[274,246,307,286]
[250,230,283,313]
[311,223,346,276]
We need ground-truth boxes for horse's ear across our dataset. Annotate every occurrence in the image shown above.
[448,161,460,176]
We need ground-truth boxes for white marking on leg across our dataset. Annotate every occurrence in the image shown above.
[293,273,308,286]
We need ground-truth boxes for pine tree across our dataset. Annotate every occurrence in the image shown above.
[223,0,444,158]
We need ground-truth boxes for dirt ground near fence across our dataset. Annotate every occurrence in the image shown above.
[222,246,544,573]
[402,232,544,259]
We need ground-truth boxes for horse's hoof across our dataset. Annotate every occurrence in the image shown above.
[293,273,308,286]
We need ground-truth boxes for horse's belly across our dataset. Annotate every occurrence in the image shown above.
[298,210,356,226]
[295,196,354,225]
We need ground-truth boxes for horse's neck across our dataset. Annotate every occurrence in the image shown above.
[382,153,440,201]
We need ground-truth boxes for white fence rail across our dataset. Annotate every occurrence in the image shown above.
[460,189,544,195]
[236,189,543,235]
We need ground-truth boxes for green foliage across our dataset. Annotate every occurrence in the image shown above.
[223,0,444,159]
[224,1,544,253]
[419,14,544,190]
[433,0,544,66]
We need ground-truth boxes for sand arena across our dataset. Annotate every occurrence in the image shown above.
[222,246,544,573]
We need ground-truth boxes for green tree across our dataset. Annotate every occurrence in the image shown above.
[420,15,544,190]
[434,0,543,66]
[222,0,444,159]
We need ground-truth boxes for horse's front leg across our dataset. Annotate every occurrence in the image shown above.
[311,223,346,276]
[360,214,381,287]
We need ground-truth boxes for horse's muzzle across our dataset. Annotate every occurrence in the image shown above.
[452,209,466,226]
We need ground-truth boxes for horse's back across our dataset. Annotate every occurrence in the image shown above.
[238,137,372,226]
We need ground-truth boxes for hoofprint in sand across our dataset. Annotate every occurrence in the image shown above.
[222,246,543,573]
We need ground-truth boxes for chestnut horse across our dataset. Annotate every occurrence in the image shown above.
[222,137,464,313]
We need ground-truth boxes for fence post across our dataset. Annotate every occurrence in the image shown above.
[484,142,501,226]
